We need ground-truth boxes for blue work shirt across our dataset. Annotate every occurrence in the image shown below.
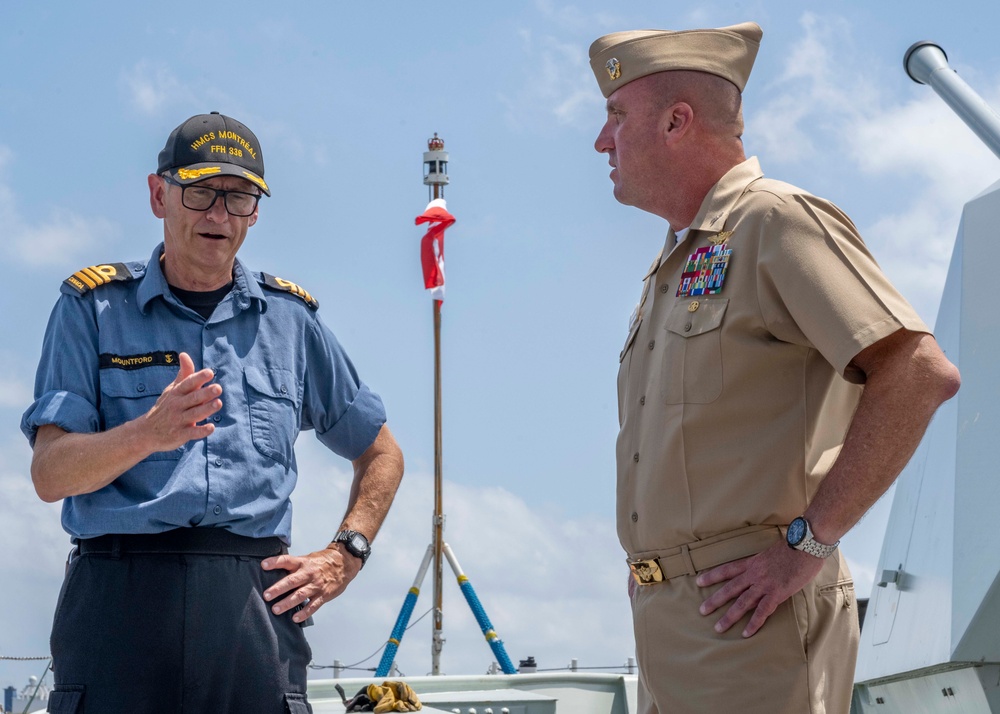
[21,243,386,543]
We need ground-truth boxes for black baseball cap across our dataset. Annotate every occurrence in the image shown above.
[156,111,270,196]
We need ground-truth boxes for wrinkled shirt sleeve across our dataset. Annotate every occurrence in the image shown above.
[301,316,386,461]
[21,292,102,446]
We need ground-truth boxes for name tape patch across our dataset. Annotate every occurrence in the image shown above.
[99,352,180,370]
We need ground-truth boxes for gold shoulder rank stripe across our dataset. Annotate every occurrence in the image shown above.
[261,273,319,309]
[63,263,136,295]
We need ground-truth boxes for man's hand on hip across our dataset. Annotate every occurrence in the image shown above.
[695,541,824,638]
[261,543,362,623]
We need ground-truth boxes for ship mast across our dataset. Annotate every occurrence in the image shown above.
[423,133,449,675]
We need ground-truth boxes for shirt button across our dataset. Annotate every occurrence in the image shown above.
[633,453,640,463]
[214,458,222,467]
[280,385,288,394]
[213,415,221,423]
[684,322,692,332]
[639,396,645,406]
[647,340,655,350]
[136,384,146,393]
[659,285,668,293]
[213,505,222,515]
[631,512,639,522]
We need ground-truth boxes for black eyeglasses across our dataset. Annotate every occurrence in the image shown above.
[162,175,261,217]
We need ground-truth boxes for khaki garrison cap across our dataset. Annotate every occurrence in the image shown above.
[589,22,763,98]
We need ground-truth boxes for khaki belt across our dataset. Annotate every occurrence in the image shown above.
[628,526,782,586]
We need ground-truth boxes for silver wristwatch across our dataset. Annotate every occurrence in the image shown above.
[786,517,838,558]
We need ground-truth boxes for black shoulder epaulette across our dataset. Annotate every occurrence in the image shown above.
[63,263,141,296]
[260,272,319,309]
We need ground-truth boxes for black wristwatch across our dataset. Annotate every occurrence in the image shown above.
[786,516,838,559]
[333,530,371,567]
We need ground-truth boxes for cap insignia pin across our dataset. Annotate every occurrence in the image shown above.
[606,58,621,81]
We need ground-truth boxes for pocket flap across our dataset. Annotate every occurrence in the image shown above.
[99,366,177,397]
[620,317,643,363]
[665,298,729,338]
[48,685,85,713]
[284,692,313,714]
[245,366,298,405]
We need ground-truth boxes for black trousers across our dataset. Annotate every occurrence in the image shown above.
[46,531,313,714]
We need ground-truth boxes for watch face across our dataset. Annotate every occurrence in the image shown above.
[787,517,807,546]
[349,534,368,553]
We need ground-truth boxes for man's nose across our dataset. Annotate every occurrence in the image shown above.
[204,195,230,222]
[595,122,613,153]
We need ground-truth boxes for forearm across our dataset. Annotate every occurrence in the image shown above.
[31,422,157,502]
[338,424,405,540]
[31,353,222,503]
[805,331,960,544]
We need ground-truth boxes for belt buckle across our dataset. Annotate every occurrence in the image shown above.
[628,558,664,586]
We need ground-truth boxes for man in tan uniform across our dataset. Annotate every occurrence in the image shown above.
[589,22,960,713]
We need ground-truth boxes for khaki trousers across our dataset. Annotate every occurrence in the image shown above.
[632,547,858,714]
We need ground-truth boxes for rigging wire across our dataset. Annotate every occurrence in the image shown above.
[309,606,434,671]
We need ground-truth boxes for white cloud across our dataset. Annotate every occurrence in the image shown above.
[290,437,635,676]
[747,12,1000,326]
[120,60,194,116]
[0,145,118,269]
[502,31,600,131]
[9,209,116,268]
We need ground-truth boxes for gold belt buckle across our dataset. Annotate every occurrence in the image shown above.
[628,558,664,585]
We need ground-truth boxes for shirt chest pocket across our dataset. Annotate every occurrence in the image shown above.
[244,366,301,468]
[661,297,729,405]
[99,366,180,461]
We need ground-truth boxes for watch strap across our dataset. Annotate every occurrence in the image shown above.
[334,529,371,565]
[788,517,838,559]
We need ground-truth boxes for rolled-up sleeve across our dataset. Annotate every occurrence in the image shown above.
[302,317,387,461]
[21,390,100,446]
[21,292,101,446]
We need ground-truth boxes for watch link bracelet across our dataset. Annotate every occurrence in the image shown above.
[786,516,839,559]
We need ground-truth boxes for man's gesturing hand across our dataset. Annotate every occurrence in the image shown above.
[261,544,362,623]
[696,541,825,638]
[140,351,222,452]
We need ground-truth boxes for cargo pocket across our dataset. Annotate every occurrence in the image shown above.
[245,366,300,467]
[99,366,181,460]
[284,692,313,713]
[661,297,728,404]
[47,685,84,713]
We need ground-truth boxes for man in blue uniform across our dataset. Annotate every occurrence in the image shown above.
[21,112,404,713]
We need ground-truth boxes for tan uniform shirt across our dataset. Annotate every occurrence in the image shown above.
[616,157,928,556]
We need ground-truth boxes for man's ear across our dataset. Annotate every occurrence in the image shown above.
[661,102,695,145]
[148,174,167,219]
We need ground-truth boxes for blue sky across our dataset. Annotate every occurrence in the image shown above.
[3,0,1000,692]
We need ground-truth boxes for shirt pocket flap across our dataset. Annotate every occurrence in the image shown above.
[244,366,299,406]
[665,298,729,338]
[99,366,178,398]
[620,317,642,363]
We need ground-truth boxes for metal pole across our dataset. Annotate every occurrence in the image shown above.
[904,41,1000,161]
[431,179,445,676]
